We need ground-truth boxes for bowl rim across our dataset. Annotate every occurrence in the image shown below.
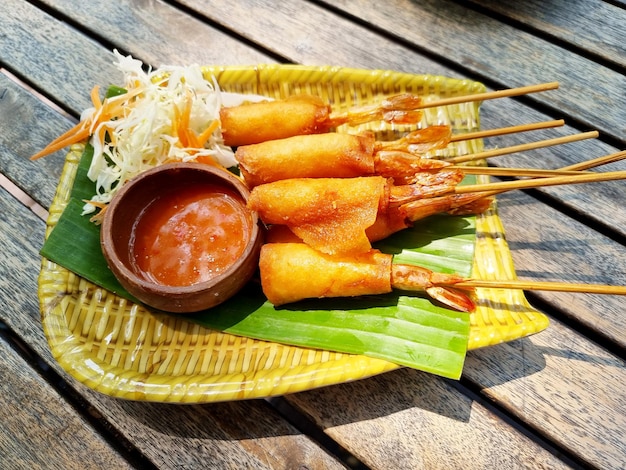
[100,161,262,299]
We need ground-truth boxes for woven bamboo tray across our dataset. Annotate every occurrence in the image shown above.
[37,65,549,403]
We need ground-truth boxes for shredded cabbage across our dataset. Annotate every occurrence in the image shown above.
[81,51,236,215]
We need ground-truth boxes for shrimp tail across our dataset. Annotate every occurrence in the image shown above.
[388,170,463,207]
[402,192,492,223]
[374,151,452,183]
[367,192,493,242]
[327,93,424,127]
[377,125,452,154]
[391,264,475,312]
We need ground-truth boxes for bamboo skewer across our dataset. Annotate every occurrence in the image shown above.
[452,166,590,177]
[444,131,599,164]
[449,119,565,143]
[434,152,626,200]
[451,279,626,295]
[449,144,625,178]
[455,168,626,194]
[417,82,559,110]
[560,150,626,171]
[446,152,626,297]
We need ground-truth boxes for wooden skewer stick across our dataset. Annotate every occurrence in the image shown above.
[417,82,559,110]
[451,279,626,295]
[450,145,625,178]
[451,166,591,177]
[448,150,626,297]
[449,119,565,143]
[444,131,599,164]
[560,150,626,171]
[455,168,626,194]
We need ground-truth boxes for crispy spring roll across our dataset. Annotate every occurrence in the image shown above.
[220,93,426,147]
[259,243,475,311]
[236,133,376,187]
[235,127,454,188]
[248,176,388,255]
[220,95,332,147]
[248,174,463,254]
[259,243,392,306]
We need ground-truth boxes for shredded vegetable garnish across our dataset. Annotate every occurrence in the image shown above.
[33,50,235,220]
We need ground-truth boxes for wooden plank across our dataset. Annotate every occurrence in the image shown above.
[286,368,572,469]
[286,316,626,469]
[0,72,73,207]
[34,0,274,67]
[494,185,626,350]
[304,0,626,143]
[464,319,626,469]
[1,0,120,114]
[177,0,465,76]
[1,0,272,119]
[477,100,626,235]
[0,187,345,470]
[90,398,346,470]
[0,336,135,470]
[468,0,626,69]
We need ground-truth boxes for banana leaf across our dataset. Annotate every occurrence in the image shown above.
[41,145,475,379]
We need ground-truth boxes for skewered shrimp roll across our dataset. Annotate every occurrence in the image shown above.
[259,243,475,312]
[248,175,462,255]
[235,126,452,187]
[220,93,424,146]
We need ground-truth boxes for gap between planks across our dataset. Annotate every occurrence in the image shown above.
[0,173,49,221]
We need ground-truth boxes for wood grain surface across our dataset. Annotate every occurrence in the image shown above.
[468,0,626,69]
[0,337,135,470]
[1,0,625,468]
[0,185,345,469]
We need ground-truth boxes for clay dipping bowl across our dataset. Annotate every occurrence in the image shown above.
[101,162,263,313]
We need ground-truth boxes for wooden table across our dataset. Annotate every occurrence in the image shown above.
[1,1,625,468]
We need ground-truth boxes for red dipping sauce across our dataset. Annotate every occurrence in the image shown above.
[130,183,252,287]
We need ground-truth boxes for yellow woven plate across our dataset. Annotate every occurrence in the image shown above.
[38,65,549,403]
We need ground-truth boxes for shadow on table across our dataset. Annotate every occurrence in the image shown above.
[111,330,624,442]
[112,340,546,439]
[279,337,547,427]
[109,340,544,444]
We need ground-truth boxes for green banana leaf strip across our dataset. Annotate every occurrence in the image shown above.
[41,145,476,379]
[40,145,138,301]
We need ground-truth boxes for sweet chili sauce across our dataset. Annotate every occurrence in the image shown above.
[130,182,252,287]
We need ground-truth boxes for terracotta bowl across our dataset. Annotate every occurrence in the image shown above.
[101,162,264,313]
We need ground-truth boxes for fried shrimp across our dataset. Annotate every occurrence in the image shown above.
[235,126,452,187]
[259,243,475,312]
[220,93,424,146]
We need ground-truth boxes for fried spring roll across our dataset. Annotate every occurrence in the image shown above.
[248,176,388,255]
[259,243,475,311]
[259,243,392,306]
[235,126,454,188]
[220,95,332,147]
[236,133,376,187]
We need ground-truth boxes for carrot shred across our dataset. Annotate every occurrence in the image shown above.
[36,121,86,149]
[85,199,109,224]
[30,124,91,160]
[31,85,146,160]
[187,131,201,149]
[90,85,102,111]
[197,119,219,147]
[195,155,222,167]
